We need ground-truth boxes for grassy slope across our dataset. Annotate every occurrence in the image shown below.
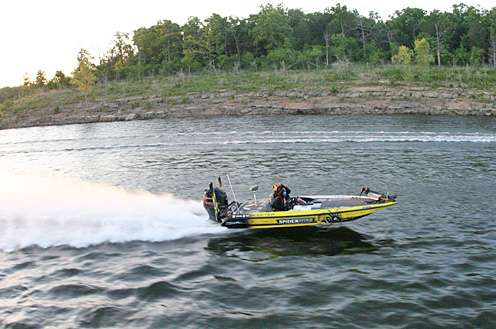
[1,65,495,117]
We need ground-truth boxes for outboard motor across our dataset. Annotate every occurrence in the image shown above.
[203,182,229,222]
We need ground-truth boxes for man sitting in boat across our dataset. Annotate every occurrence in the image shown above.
[271,183,291,211]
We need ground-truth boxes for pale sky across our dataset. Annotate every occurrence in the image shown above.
[0,0,493,87]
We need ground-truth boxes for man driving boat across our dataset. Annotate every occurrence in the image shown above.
[271,183,291,211]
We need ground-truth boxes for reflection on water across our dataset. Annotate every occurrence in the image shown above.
[207,226,378,258]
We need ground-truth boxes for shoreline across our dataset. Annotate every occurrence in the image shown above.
[1,85,495,130]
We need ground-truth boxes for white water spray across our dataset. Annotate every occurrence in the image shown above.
[0,174,225,251]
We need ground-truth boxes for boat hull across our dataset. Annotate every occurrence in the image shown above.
[223,200,396,229]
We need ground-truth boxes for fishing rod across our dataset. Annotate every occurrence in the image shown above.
[226,174,239,210]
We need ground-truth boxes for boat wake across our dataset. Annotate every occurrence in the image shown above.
[2,130,495,156]
[0,174,224,251]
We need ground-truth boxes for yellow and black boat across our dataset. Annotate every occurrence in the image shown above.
[203,180,396,229]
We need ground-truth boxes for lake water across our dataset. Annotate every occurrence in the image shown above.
[1,115,495,328]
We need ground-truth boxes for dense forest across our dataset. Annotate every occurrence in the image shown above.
[13,3,496,91]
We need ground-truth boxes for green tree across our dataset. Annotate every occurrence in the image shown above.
[100,32,134,79]
[225,17,241,68]
[421,10,454,66]
[469,47,482,65]
[490,27,496,67]
[365,43,383,64]
[72,49,96,104]
[297,46,324,68]
[251,4,293,54]
[487,8,496,67]
[288,9,310,50]
[181,16,207,72]
[306,12,332,65]
[22,73,32,88]
[203,14,231,70]
[181,48,194,73]
[392,45,413,64]
[330,33,359,62]
[454,46,469,65]
[449,4,489,64]
[35,70,47,88]
[10,2,495,82]
[464,6,488,52]
[414,37,432,65]
[48,71,71,89]
[266,47,297,70]
[240,52,256,69]
[325,4,357,37]
[133,20,183,73]
[389,8,427,47]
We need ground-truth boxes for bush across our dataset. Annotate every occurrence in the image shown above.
[392,46,413,65]
[382,66,406,81]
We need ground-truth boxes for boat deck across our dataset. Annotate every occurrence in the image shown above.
[238,195,378,214]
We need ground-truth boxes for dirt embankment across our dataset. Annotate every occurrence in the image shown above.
[1,85,495,130]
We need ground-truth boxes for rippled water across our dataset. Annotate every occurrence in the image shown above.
[1,115,495,328]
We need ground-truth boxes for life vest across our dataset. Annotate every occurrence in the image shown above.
[271,183,290,211]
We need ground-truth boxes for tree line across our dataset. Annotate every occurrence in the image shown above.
[23,3,496,92]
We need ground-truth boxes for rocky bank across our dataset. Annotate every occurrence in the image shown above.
[1,85,495,130]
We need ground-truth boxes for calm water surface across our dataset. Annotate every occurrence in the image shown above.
[0,115,495,328]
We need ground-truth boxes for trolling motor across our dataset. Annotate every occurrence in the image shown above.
[360,186,396,202]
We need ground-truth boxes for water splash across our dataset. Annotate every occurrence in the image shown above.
[0,174,225,251]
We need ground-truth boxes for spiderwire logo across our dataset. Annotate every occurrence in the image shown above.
[277,218,314,225]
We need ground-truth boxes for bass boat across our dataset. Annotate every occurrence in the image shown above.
[203,178,396,229]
